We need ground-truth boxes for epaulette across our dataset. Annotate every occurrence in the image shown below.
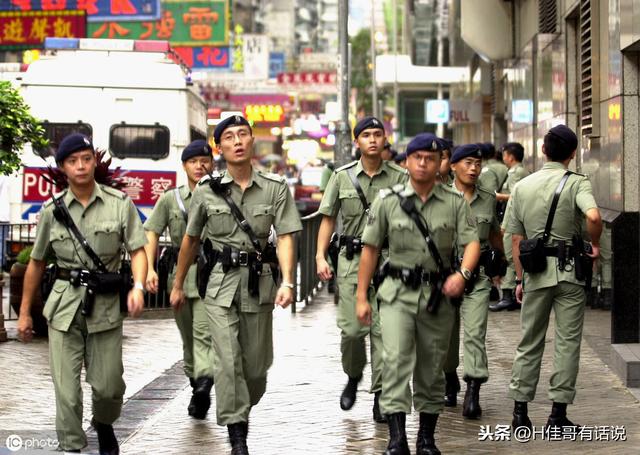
[385,161,408,174]
[379,188,394,199]
[439,184,463,198]
[198,173,214,185]
[164,186,177,193]
[101,185,127,199]
[476,185,496,198]
[335,160,358,173]
[257,170,286,184]
[380,183,408,200]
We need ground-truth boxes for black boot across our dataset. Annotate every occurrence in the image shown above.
[511,401,532,430]
[489,289,518,311]
[187,377,197,417]
[227,422,249,455]
[373,391,387,423]
[546,402,579,430]
[600,288,612,310]
[191,376,214,419]
[462,378,483,419]
[416,413,440,455]
[92,418,119,455]
[340,374,361,410]
[444,372,460,407]
[489,285,500,301]
[384,413,410,455]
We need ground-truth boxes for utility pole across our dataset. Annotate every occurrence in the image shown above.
[393,0,399,143]
[370,0,378,118]
[334,0,351,167]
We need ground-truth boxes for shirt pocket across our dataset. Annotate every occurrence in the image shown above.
[339,189,364,220]
[389,218,415,250]
[169,210,187,243]
[431,221,454,259]
[250,204,275,237]
[475,215,493,242]
[50,225,76,263]
[93,221,122,258]
[205,204,236,236]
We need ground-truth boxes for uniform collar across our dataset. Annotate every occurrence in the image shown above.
[220,167,262,188]
[542,161,568,171]
[355,158,386,177]
[179,184,192,200]
[451,179,479,203]
[508,162,523,173]
[64,182,103,207]
[406,181,447,202]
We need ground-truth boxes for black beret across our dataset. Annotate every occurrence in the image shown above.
[56,133,94,163]
[353,116,384,138]
[450,143,483,164]
[547,124,578,151]
[406,133,446,156]
[182,139,212,161]
[214,115,252,144]
[393,151,406,163]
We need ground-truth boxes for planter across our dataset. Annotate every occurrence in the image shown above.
[9,263,48,336]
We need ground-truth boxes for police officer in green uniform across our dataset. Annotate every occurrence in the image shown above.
[506,125,602,430]
[144,140,215,419]
[17,133,148,454]
[170,115,302,455]
[477,142,508,194]
[356,133,480,455]
[490,142,529,311]
[442,144,504,418]
[316,116,408,422]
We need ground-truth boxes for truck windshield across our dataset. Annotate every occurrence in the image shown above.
[109,124,170,160]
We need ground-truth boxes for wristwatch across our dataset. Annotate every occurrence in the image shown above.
[280,282,295,290]
[134,282,145,292]
[458,267,472,281]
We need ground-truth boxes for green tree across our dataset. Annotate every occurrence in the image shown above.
[0,81,48,176]
[350,28,373,115]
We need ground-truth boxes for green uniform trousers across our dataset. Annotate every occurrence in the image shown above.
[509,282,586,403]
[206,301,273,426]
[48,307,125,451]
[502,231,516,290]
[443,274,491,380]
[379,292,456,415]
[174,297,214,379]
[337,279,383,393]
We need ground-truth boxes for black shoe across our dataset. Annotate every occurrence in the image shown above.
[546,402,580,431]
[191,376,214,419]
[228,422,249,455]
[462,378,483,419]
[340,374,361,410]
[92,418,119,455]
[489,286,500,301]
[511,401,532,430]
[489,289,518,312]
[444,372,460,407]
[600,288,612,310]
[187,377,197,417]
[416,413,441,455]
[384,413,410,455]
[373,391,387,423]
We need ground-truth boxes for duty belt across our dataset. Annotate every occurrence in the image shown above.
[387,265,440,288]
[56,268,93,286]
[213,248,260,268]
[339,235,389,251]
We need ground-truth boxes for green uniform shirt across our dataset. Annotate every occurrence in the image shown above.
[31,184,147,334]
[478,158,509,193]
[144,185,199,299]
[318,159,408,278]
[186,168,302,312]
[362,182,478,303]
[504,161,598,291]
[450,182,499,249]
[502,162,529,195]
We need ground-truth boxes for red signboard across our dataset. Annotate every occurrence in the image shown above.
[22,167,176,207]
[277,72,336,85]
[0,10,86,49]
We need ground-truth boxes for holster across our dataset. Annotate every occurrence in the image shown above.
[572,234,593,288]
[41,263,58,303]
[262,242,280,285]
[118,260,133,313]
[480,248,507,278]
[196,239,218,299]
[248,260,262,297]
[427,277,445,313]
[327,232,339,271]
[372,259,389,291]
[158,246,178,294]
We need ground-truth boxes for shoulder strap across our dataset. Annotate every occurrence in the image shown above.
[173,188,188,222]
[497,171,509,192]
[51,195,108,273]
[396,194,446,274]
[542,171,573,243]
[346,167,370,212]
[208,180,263,254]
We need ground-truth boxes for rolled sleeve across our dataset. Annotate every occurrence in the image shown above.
[318,172,340,217]
[456,198,479,247]
[144,192,170,234]
[186,185,207,238]
[274,182,302,235]
[361,197,387,248]
[123,198,147,252]
[30,206,52,261]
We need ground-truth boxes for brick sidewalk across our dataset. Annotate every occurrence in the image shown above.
[1,290,638,454]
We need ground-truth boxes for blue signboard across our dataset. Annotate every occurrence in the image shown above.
[0,0,161,22]
[269,52,285,79]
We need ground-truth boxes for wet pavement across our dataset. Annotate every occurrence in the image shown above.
[1,285,638,454]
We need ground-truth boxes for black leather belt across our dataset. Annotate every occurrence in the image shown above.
[388,265,440,285]
[56,268,91,283]
[213,248,259,267]
[338,235,389,249]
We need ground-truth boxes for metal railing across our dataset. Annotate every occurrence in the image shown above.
[293,211,323,312]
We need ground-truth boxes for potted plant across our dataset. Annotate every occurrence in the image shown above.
[9,245,48,336]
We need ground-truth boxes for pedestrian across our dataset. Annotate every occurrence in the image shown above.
[169,115,302,455]
[143,139,215,419]
[356,132,480,455]
[16,133,148,454]
[506,125,602,431]
[437,141,454,185]
[442,144,504,418]
[393,151,407,168]
[477,142,508,194]
[316,116,408,423]
[490,142,529,312]
[381,140,398,161]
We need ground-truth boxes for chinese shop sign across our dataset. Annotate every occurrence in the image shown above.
[0,0,161,22]
[87,0,229,46]
[171,46,229,70]
[0,10,86,49]
[244,104,285,125]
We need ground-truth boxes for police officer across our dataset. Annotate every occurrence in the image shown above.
[477,142,508,194]
[437,141,454,185]
[356,133,480,455]
[17,133,148,454]
[381,141,398,161]
[506,125,602,430]
[316,116,407,422]
[170,115,302,455]
[490,142,529,312]
[143,139,215,419]
[442,144,504,418]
